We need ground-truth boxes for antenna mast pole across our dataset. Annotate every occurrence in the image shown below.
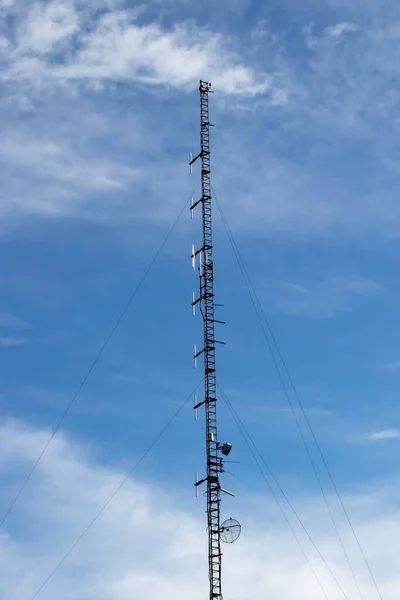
[190,80,227,600]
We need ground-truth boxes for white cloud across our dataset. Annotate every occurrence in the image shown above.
[323,22,360,38]
[1,1,400,235]
[2,4,274,98]
[0,419,399,600]
[0,3,284,228]
[304,21,360,50]
[366,430,400,441]
[17,1,79,54]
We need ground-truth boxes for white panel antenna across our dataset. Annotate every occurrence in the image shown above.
[191,245,195,270]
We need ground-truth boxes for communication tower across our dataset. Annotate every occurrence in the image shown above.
[190,80,241,600]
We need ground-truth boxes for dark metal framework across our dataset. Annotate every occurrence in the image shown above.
[190,80,226,600]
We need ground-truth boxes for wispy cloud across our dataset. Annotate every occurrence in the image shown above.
[0,135,137,192]
[0,312,28,330]
[0,312,41,347]
[298,17,400,143]
[0,336,43,347]
[1,2,275,98]
[0,336,30,347]
[2,0,400,236]
[365,429,400,442]
[0,1,285,228]
[379,362,400,371]
[323,21,360,38]
[263,276,382,318]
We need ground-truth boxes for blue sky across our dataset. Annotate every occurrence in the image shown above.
[1,0,400,598]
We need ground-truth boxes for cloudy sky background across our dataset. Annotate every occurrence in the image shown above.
[1,0,400,598]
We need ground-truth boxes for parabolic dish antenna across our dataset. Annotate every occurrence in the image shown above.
[220,518,241,544]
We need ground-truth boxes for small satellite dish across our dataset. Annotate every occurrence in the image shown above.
[220,518,241,544]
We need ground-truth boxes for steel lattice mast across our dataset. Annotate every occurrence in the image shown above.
[190,80,238,600]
